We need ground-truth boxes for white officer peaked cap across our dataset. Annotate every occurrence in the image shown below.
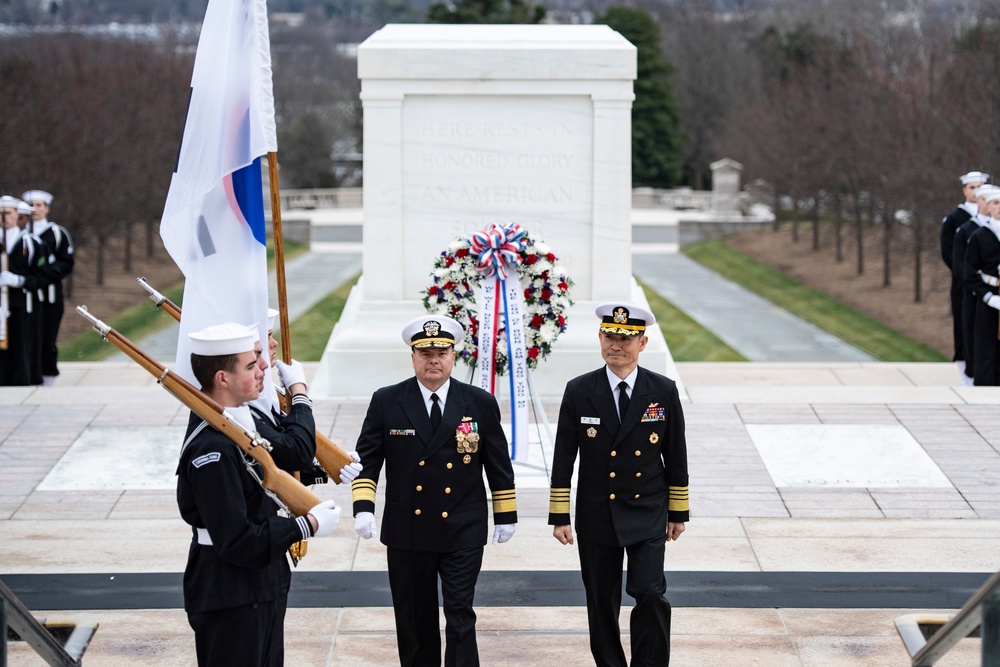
[595,302,655,337]
[402,315,463,348]
[961,172,989,185]
[266,308,279,331]
[16,201,34,215]
[21,190,52,205]
[188,323,258,356]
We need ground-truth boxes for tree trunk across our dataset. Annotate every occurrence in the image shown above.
[913,207,923,303]
[96,235,106,286]
[882,202,892,288]
[145,219,156,257]
[773,191,782,231]
[791,194,800,242]
[834,193,843,263]
[123,220,133,273]
[854,194,864,275]
[811,195,820,252]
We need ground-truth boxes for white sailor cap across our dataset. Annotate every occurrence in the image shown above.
[595,302,655,337]
[961,172,989,185]
[188,323,258,356]
[0,195,21,210]
[16,201,34,215]
[402,315,463,348]
[984,190,1000,204]
[21,190,52,205]
[975,184,998,198]
[267,308,279,332]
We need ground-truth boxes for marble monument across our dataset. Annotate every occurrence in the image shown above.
[311,24,681,399]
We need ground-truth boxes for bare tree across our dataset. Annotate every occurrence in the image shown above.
[0,34,191,285]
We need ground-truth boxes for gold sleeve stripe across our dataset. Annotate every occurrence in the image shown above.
[352,479,378,504]
[492,488,517,514]
[668,486,689,512]
[549,487,571,514]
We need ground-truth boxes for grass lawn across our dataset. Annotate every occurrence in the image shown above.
[60,239,306,361]
[682,239,948,362]
[62,236,941,364]
[273,271,359,361]
[61,283,185,361]
[638,278,746,362]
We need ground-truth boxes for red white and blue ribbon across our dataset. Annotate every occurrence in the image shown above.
[472,222,530,462]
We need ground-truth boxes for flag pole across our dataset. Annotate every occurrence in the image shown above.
[267,150,308,563]
[266,152,293,374]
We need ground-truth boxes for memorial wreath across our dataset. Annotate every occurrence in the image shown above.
[421,223,574,375]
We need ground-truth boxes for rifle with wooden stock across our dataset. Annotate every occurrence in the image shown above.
[134,277,355,482]
[76,305,322,518]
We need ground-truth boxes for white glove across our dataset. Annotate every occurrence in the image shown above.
[355,511,377,539]
[987,294,1000,310]
[981,272,1000,287]
[338,451,363,484]
[0,271,24,288]
[492,523,516,544]
[224,405,257,434]
[275,359,307,390]
[309,500,341,537]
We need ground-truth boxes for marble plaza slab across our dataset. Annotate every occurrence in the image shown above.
[745,423,953,488]
[38,426,186,491]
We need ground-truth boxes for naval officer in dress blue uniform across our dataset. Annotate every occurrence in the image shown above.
[352,315,517,667]
[549,303,689,667]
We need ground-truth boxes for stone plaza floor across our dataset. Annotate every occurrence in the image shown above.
[2,361,998,665]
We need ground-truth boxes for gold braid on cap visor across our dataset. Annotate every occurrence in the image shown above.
[410,337,456,348]
[599,323,646,336]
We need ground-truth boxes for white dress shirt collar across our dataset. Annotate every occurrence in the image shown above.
[606,366,638,396]
[417,378,451,416]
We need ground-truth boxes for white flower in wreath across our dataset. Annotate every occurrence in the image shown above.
[421,230,574,375]
[540,321,558,343]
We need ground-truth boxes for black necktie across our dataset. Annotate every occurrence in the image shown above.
[617,381,629,424]
[430,393,442,432]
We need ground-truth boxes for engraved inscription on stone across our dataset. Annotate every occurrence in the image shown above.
[400,95,594,296]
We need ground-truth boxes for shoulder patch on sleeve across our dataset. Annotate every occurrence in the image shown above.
[192,452,221,468]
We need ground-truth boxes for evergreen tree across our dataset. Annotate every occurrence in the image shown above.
[427,0,545,24]
[596,6,684,187]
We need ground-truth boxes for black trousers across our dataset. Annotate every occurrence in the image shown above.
[40,296,63,377]
[950,277,964,361]
[387,545,484,667]
[187,595,286,667]
[578,535,672,667]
